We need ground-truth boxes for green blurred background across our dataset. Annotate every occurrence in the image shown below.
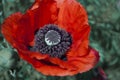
[0,0,120,80]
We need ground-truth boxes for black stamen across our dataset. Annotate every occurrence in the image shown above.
[32,24,72,59]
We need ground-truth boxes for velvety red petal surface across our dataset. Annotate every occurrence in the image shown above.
[1,12,22,47]
[34,0,59,28]
[30,0,41,10]
[1,10,38,47]
[57,0,89,40]
[47,46,99,76]
[68,47,99,73]
[56,0,91,56]
[1,0,99,76]
[14,42,99,76]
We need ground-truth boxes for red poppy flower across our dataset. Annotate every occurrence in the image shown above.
[1,0,99,76]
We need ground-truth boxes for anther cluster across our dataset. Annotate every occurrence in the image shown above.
[32,24,72,58]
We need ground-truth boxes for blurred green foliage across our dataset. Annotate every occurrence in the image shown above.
[0,0,120,80]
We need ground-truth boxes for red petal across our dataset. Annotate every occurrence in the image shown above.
[57,0,88,28]
[68,25,90,57]
[68,40,89,57]
[2,0,59,47]
[16,45,77,76]
[2,10,38,46]
[34,64,77,76]
[14,42,49,60]
[1,12,22,47]
[57,0,89,42]
[35,46,99,76]
[56,0,91,57]
[34,0,59,28]
[30,0,41,10]
[17,45,99,76]
[67,46,99,73]
[16,10,37,46]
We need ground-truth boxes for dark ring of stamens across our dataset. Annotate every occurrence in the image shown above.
[32,24,72,58]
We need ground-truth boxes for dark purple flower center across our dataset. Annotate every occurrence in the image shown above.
[32,24,72,58]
